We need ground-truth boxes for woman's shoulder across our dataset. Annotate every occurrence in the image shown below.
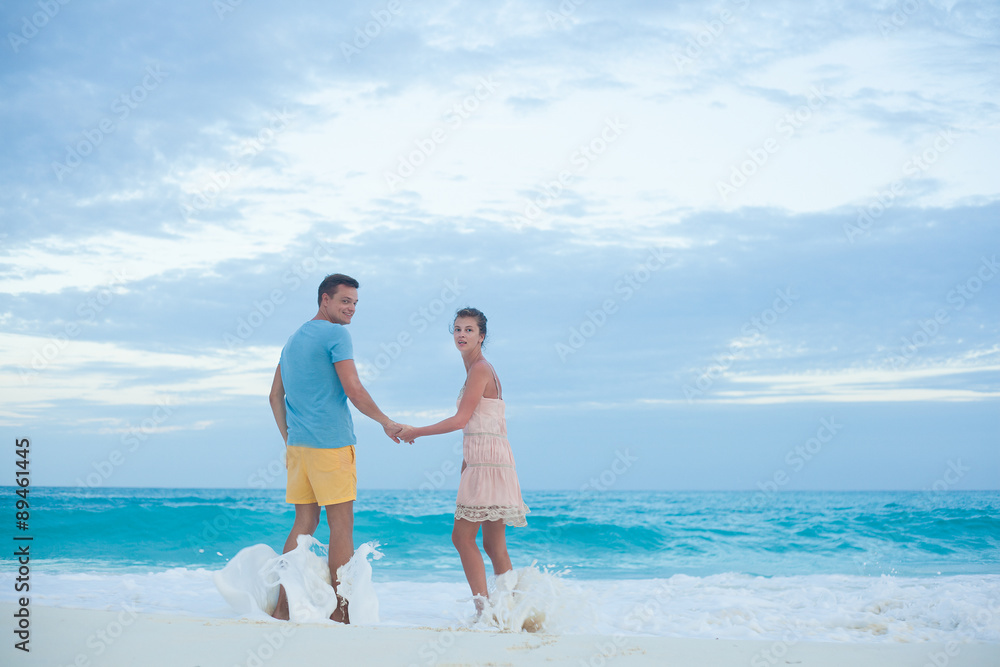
[471,359,501,398]
[470,359,497,376]
[465,359,499,387]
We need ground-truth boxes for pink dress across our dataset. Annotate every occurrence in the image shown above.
[454,367,529,527]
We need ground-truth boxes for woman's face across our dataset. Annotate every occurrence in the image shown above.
[453,317,484,353]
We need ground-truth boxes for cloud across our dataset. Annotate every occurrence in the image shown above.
[699,357,1000,404]
[2,0,998,488]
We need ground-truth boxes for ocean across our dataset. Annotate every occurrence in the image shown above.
[2,488,998,643]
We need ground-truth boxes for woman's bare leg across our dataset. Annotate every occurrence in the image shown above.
[481,520,512,576]
[452,518,487,611]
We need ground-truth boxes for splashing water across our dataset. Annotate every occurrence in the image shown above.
[213,536,383,624]
[335,541,383,624]
[472,562,596,634]
[261,535,339,623]
[211,543,280,618]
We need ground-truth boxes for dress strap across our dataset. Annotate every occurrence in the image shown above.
[490,364,502,400]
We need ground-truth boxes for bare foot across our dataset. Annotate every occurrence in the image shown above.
[271,585,289,620]
[329,596,350,624]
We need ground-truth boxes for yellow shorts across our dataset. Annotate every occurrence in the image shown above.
[285,445,357,506]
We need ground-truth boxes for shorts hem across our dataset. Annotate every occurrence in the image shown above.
[285,494,357,505]
[317,494,357,506]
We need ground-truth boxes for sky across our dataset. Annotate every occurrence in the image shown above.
[1,0,998,492]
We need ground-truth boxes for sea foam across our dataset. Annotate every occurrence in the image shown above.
[213,536,383,624]
[473,564,595,634]
[7,568,1000,642]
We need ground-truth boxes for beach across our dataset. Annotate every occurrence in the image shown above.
[3,488,999,665]
[6,602,1000,667]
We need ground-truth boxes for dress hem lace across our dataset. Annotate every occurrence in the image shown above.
[455,503,530,527]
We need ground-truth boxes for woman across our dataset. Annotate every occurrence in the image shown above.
[398,307,529,613]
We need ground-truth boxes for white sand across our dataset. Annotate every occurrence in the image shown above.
[4,603,999,667]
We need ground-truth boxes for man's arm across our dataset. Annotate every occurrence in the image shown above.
[334,359,402,442]
[269,365,288,443]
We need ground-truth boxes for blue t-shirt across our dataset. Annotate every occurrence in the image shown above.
[279,320,356,449]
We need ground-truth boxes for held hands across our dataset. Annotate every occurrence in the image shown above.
[396,424,418,444]
[382,420,404,443]
[381,419,418,444]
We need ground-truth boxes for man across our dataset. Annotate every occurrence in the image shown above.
[268,273,403,623]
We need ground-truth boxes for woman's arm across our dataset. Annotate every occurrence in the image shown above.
[402,362,492,441]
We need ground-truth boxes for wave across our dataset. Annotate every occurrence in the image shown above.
[4,488,998,578]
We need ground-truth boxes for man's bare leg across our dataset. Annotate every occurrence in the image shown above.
[325,500,355,624]
[271,503,321,620]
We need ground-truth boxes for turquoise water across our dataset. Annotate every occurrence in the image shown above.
[4,487,998,579]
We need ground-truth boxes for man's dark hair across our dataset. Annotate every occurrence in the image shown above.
[317,273,360,306]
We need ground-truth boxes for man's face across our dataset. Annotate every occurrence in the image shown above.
[322,285,358,325]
